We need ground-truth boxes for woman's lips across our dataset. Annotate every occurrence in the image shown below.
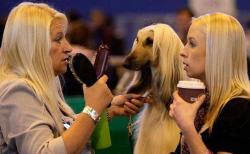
[62,57,70,63]
[183,62,188,71]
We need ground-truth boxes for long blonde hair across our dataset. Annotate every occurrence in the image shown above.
[131,24,185,154]
[193,13,250,130]
[0,2,72,134]
[151,23,185,102]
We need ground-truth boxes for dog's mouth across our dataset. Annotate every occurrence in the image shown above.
[127,64,152,94]
[123,60,150,71]
[123,63,142,70]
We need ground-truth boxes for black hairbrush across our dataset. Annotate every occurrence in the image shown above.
[68,53,97,87]
[68,44,110,87]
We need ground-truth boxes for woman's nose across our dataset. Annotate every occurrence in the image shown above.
[64,39,73,53]
[180,46,188,58]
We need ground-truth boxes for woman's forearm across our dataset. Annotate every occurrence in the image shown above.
[62,113,96,154]
[182,125,208,154]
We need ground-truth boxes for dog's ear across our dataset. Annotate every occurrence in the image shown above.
[152,47,160,66]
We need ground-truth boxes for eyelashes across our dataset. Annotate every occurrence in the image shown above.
[189,41,196,47]
[53,32,64,43]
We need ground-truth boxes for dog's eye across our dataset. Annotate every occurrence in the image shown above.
[144,37,153,46]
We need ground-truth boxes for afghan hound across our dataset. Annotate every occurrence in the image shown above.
[123,23,185,154]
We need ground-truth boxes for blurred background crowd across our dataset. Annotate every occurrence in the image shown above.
[1,0,250,97]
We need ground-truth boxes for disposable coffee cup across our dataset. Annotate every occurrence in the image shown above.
[177,80,205,103]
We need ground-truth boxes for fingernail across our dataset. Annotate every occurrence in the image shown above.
[198,94,206,100]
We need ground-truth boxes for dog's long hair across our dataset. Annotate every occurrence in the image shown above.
[124,23,185,154]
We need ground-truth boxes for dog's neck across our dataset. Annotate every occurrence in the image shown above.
[127,65,172,109]
[150,66,173,108]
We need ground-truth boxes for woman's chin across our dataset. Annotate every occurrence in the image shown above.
[186,72,195,79]
[54,68,67,76]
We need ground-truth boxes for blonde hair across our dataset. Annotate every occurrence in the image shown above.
[151,23,185,101]
[193,13,250,130]
[0,2,72,134]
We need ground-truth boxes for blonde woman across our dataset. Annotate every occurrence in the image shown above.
[170,13,250,153]
[0,2,143,154]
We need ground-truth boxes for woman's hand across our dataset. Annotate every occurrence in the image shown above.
[169,91,206,133]
[108,94,144,118]
[83,75,113,114]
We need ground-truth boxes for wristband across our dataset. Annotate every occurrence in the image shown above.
[82,106,100,124]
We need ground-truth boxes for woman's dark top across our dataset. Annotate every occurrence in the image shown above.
[175,97,250,154]
[201,98,250,153]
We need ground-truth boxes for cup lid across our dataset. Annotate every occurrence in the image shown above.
[177,80,205,89]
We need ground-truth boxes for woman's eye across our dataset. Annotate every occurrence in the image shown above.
[53,32,64,43]
[54,37,62,43]
[189,41,196,47]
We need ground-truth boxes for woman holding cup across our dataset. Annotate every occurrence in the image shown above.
[170,13,250,153]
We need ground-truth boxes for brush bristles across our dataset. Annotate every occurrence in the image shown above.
[68,55,84,84]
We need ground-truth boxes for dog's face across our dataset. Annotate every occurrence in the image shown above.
[123,27,155,70]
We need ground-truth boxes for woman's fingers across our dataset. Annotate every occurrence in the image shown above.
[82,74,113,114]
[125,93,141,100]
[130,99,144,107]
[98,75,108,83]
[193,94,206,109]
[124,102,140,113]
[169,103,174,117]
[124,105,136,115]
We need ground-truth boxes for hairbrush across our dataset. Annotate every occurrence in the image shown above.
[68,53,97,87]
[68,44,110,87]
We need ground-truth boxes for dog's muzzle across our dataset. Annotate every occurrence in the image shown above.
[123,56,136,70]
[123,56,150,71]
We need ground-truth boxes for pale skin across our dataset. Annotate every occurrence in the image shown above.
[169,23,231,154]
[50,19,144,154]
